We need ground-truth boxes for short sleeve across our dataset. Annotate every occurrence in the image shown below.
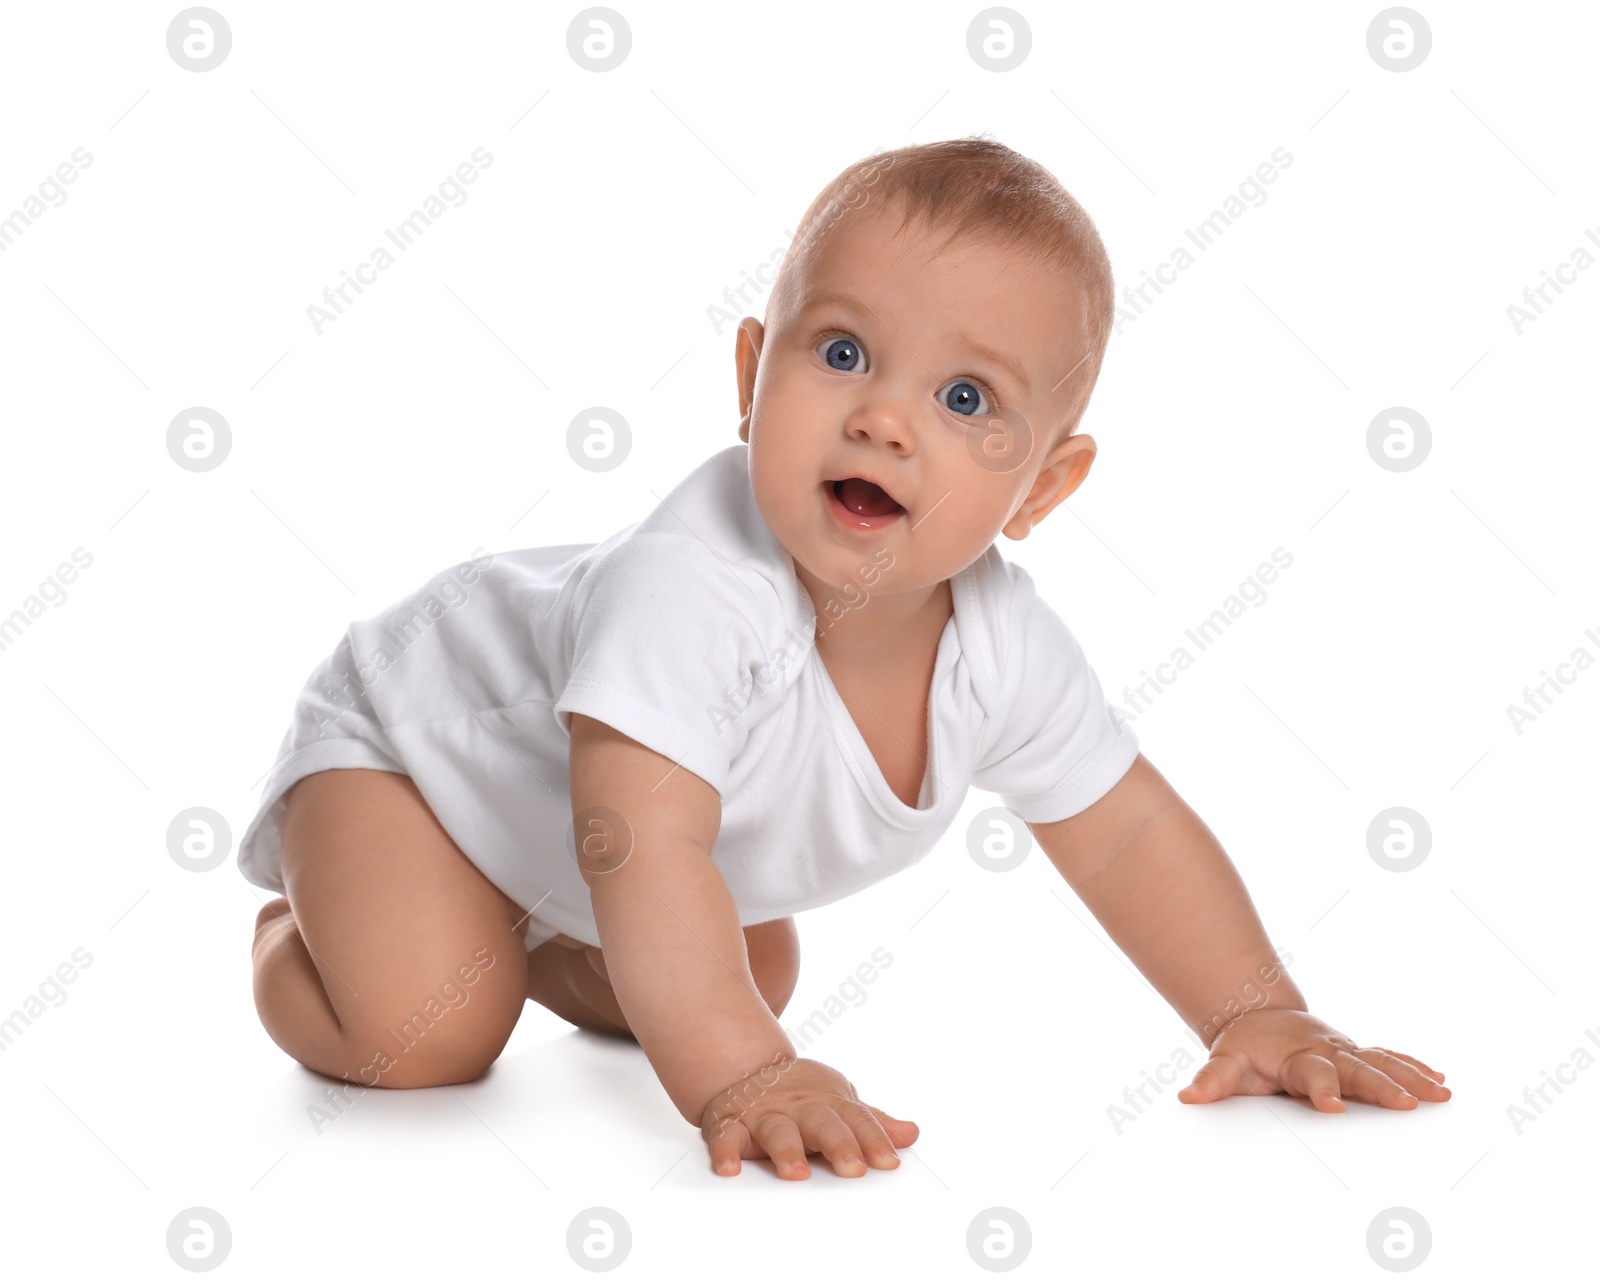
[552,532,780,798]
[969,567,1139,823]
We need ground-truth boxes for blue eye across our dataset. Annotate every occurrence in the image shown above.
[818,335,863,371]
[939,379,990,417]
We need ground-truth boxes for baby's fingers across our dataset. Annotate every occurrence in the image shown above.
[1356,1048,1451,1101]
[706,1117,751,1177]
[1370,1045,1447,1084]
[1178,1052,1244,1103]
[840,1101,903,1170]
[748,1112,813,1180]
[1281,1051,1346,1111]
[801,1103,874,1177]
[862,1103,920,1149]
[1333,1051,1422,1110]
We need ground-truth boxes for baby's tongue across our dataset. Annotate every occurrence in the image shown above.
[836,477,901,516]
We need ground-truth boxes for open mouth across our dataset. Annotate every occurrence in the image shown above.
[825,477,906,527]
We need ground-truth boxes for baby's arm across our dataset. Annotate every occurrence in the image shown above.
[1031,753,1450,1111]
[567,713,917,1176]
[567,712,789,1117]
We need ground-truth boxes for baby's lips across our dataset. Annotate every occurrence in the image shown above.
[830,475,906,517]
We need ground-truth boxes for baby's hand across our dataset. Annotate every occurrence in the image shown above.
[699,1055,919,1179]
[1177,1009,1452,1112]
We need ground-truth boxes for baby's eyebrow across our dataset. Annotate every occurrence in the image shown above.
[799,290,1031,395]
[946,329,1031,397]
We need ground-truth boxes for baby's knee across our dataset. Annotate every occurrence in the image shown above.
[337,970,526,1088]
[338,1015,511,1089]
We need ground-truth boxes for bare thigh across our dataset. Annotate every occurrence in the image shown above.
[276,767,530,1086]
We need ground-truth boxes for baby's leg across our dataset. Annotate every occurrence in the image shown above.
[524,916,801,1040]
[251,768,530,1089]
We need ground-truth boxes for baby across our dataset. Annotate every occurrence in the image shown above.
[243,135,1450,1181]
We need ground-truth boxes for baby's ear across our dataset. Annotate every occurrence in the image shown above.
[736,316,765,370]
[735,318,764,429]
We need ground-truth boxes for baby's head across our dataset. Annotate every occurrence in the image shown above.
[734,136,1116,606]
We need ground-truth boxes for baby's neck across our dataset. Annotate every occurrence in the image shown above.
[808,576,952,662]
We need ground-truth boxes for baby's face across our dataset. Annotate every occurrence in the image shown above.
[736,200,1098,611]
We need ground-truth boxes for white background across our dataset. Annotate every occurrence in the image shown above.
[1,1,1594,1274]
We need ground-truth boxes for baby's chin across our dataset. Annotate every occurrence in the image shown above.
[785,531,978,601]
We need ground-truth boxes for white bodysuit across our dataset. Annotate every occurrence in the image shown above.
[236,444,1140,953]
